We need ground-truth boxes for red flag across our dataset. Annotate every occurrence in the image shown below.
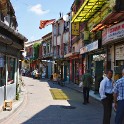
[39,19,55,29]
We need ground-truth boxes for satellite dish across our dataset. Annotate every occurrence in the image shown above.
[63,14,69,22]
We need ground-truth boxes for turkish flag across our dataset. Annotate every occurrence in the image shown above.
[39,19,55,29]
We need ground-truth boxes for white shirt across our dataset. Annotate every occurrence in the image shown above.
[99,77,113,100]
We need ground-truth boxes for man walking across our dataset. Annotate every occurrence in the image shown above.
[99,70,113,124]
[113,68,124,124]
[82,69,93,105]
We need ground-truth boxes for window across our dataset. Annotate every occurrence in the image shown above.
[54,26,57,36]
[64,44,68,55]
[58,23,61,35]
[47,43,50,54]
[64,21,69,32]
[57,45,60,56]
[7,57,15,85]
[0,54,5,87]
[43,46,46,55]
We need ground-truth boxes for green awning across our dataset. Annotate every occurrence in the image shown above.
[71,0,107,23]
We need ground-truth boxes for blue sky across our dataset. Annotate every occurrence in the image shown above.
[11,0,74,41]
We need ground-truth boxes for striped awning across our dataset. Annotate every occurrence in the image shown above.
[71,0,107,23]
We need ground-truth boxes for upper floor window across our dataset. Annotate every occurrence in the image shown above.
[53,25,57,36]
[58,23,61,35]
[64,21,69,32]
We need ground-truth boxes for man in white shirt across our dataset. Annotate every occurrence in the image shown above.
[99,70,113,124]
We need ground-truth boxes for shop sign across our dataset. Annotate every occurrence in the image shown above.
[71,22,80,36]
[102,21,124,45]
[80,46,87,54]
[87,40,98,52]
[80,40,98,54]
[115,44,124,60]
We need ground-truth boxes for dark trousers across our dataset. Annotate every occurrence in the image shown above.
[83,87,90,103]
[102,93,113,124]
[115,100,124,124]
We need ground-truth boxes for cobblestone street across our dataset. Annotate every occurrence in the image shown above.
[1,77,115,124]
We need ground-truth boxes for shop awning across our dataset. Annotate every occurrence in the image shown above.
[91,12,124,32]
[71,0,107,23]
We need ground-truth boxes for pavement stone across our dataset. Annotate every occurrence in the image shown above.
[0,77,115,124]
[0,86,26,123]
[64,82,101,101]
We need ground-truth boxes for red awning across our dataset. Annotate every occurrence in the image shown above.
[91,12,124,32]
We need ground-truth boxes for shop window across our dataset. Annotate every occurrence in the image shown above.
[0,54,5,87]
[7,57,15,85]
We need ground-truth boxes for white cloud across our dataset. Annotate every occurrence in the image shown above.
[29,4,49,15]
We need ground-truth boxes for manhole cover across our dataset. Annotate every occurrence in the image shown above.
[60,106,76,109]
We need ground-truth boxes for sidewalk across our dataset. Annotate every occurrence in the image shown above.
[64,82,101,101]
[0,86,26,123]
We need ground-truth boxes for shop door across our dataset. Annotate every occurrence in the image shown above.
[95,61,103,92]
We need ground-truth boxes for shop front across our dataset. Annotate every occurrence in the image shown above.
[0,42,25,106]
[114,43,124,80]
[102,21,124,81]
[63,60,70,82]
[0,22,27,106]
[80,40,106,92]
[69,53,80,84]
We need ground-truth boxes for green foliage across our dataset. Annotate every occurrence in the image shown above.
[33,43,40,60]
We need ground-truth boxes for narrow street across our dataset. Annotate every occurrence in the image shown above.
[1,77,115,124]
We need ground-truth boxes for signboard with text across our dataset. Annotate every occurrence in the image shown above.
[102,21,124,45]
[80,40,98,54]
[115,44,124,60]
[71,22,80,36]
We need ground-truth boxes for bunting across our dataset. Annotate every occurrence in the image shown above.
[39,19,55,29]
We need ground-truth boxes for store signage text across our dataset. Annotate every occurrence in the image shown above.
[115,44,124,60]
[102,21,124,45]
[80,40,98,54]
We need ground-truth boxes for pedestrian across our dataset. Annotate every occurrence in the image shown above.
[113,68,124,124]
[99,70,113,124]
[82,69,93,105]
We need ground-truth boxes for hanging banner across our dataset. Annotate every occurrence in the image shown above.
[71,22,80,36]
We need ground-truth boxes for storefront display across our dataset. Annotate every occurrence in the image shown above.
[114,43,124,80]
[90,53,107,92]
[7,57,15,85]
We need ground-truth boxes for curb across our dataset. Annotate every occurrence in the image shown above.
[0,87,27,123]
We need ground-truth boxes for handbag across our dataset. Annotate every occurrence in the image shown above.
[79,82,83,87]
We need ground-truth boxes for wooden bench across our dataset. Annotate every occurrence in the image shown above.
[3,100,12,111]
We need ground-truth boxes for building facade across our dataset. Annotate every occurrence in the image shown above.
[0,0,27,106]
[71,0,124,92]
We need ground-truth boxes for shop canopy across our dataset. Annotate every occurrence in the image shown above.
[71,0,107,23]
